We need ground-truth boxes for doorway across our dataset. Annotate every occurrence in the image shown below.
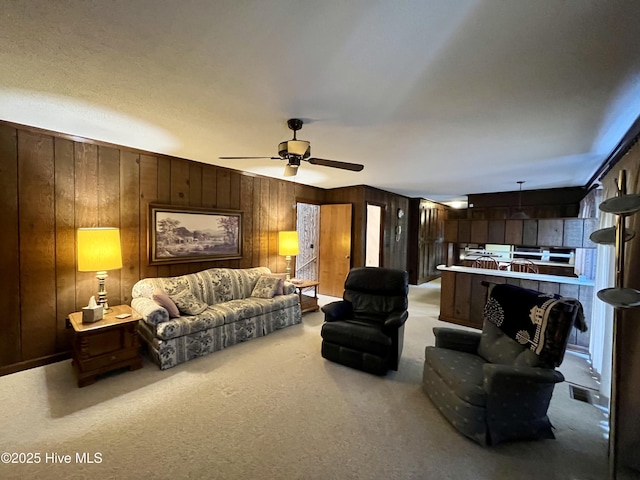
[295,202,353,297]
[366,203,383,267]
[295,202,320,280]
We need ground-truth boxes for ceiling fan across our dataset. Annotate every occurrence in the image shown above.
[219,118,364,177]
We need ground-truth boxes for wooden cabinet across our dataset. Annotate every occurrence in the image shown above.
[444,218,458,243]
[458,219,471,243]
[439,271,494,329]
[444,218,598,249]
[68,305,143,387]
[487,220,505,244]
[562,218,585,248]
[504,220,523,245]
[470,220,488,244]
[582,219,599,248]
[537,219,564,246]
[522,219,538,245]
[537,264,577,277]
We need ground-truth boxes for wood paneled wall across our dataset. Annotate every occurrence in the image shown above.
[0,122,324,374]
[365,187,410,271]
[324,185,410,271]
[407,198,449,285]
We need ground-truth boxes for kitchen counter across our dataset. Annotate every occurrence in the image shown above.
[436,264,594,335]
[462,256,574,268]
[437,264,594,286]
[460,256,578,277]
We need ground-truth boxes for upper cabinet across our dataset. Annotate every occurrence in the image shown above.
[444,218,599,248]
[504,220,523,245]
[467,186,584,220]
[537,219,564,246]
[487,220,506,244]
[470,220,488,245]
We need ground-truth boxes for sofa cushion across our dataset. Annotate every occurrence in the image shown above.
[159,275,195,296]
[152,288,180,318]
[154,308,226,340]
[209,299,265,324]
[424,346,487,407]
[247,293,300,313]
[263,273,287,295]
[170,289,208,316]
[251,276,281,298]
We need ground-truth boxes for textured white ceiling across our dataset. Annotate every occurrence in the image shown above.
[2,0,640,206]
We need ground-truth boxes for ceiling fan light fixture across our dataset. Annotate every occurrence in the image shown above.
[284,164,299,177]
[279,140,310,158]
[289,140,310,156]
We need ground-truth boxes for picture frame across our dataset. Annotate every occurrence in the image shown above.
[149,204,242,265]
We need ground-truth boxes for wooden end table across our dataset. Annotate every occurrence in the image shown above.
[293,279,320,314]
[68,304,143,387]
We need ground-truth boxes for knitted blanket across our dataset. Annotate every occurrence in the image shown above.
[483,283,586,367]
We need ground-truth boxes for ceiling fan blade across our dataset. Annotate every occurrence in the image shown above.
[284,164,299,177]
[219,156,281,160]
[307,157,364,172]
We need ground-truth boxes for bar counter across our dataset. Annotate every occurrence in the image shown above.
[435,264,593,347]
[437,264,595,286]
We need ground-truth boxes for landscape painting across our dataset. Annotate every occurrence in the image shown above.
[149,205,242,265]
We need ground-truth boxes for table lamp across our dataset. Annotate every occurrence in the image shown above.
[278,231,299,280]
[77,227,123,312]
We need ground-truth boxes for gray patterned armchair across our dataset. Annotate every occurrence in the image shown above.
[423,283,585,445]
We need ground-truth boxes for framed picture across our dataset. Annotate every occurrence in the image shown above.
[149,204,242,265]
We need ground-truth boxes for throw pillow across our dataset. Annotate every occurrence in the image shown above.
[152,288,180,318]
[263,273,287,295]
[251,276,281,299]
[169,289,208,316]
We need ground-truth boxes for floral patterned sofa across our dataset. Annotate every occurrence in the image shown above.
[132,267,301,369]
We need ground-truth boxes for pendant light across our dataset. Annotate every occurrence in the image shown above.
[511,181,529,219]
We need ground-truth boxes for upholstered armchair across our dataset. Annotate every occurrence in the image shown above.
[423,283,585,445]
[320,267,409,375]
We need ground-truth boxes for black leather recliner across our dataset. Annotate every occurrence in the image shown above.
[320,267,409,375]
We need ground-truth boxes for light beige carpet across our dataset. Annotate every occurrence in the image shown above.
[0,280,617,480]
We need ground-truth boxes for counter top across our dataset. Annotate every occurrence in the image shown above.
[437,264,595,286]
[461,255,574,268]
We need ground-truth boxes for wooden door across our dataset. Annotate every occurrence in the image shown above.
[319,204,352,297]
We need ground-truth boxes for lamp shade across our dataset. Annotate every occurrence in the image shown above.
[77,228,123,272]
[287,140,310,156]
[278,231,299,256]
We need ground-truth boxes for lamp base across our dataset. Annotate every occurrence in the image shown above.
[96,271,111,313]
[285,255,292,281]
